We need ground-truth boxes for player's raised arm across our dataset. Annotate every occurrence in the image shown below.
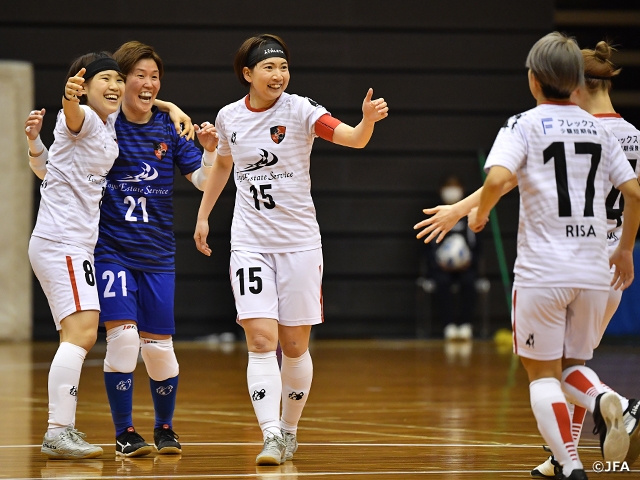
[331,88,388,149]
[62,68,87,133]
[24,108,49,180]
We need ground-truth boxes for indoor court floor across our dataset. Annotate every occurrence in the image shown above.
[1,339,638,479]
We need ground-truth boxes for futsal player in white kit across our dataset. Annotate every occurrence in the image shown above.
[468,33,640,480]
[29,52,124,458]
[413,39,640,477]
[193,34,388,465]
[528,40,640,478]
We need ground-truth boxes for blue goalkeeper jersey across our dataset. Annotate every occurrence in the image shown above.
[94,107,202,273]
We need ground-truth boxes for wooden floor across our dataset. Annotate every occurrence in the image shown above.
[1,339,638,479]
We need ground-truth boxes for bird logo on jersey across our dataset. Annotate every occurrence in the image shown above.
[154,142,168,160]
[242,149,279,172]
[270,126,286,144]
[118,162,159,182]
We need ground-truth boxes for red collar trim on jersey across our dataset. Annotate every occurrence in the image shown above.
[593,113,622,118]
[540,100,576,106]
[244,94,280,112]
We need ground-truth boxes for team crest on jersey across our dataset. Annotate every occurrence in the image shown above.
[270,126,286,144]
[154,142,168,160]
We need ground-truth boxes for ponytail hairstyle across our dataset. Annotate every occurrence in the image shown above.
[582,41,621,93]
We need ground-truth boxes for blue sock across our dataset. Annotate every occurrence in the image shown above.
[150,375,178,429]
[104,372,134,437]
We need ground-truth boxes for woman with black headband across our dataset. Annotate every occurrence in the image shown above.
[194,34,388,465]
[29,51,125,459]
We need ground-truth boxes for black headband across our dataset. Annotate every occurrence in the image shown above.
[84,57,122,80]
[585,73,614,81]
[246,41,287,68]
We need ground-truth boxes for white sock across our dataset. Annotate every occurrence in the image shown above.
[602,383,630,412]
[47,342,87,437]
[530,378,583,477]
[570,404,587,445]
[247,351,282,439]
[561,365,605,412]
[280,350,313,435]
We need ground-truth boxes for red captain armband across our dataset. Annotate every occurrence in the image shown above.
[314,114,343,142]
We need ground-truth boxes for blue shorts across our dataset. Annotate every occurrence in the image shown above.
[95,262,176,335]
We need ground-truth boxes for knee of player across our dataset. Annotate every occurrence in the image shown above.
[104,325,141,373]
[246,334,278,353]
[280,342,308,359]
[140,337,179,381]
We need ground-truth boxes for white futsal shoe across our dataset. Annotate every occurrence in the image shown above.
[282,430,298,461]
[256,434,286,465]
[41,426,103,459]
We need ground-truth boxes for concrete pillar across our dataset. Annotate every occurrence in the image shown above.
[0,61,34,341]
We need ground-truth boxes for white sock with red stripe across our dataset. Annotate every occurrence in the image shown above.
[247,351,283,439]
[47,342,87,438]
[530,378,583,477]
[569,403,587,444]
[280,350,313,435]
[602,382,630,412]
[561,365,605,412]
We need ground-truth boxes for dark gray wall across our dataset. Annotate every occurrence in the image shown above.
[0,1,553,339]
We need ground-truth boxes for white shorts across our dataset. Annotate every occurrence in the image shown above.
[512,287,608,361]
[29,236,100,329]
[230,248,324,327]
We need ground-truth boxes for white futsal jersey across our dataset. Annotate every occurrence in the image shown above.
[216,93,330,253]
[593,114,640,253]
[485,103,636,290]
[32,106,118,251]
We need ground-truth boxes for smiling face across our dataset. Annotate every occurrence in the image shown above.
[243,57,290,109]
[123,58,161,121]
[84,70,125,121]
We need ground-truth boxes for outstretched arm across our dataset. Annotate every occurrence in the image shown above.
[331,88,388,149]
[414,174,518,243]
[193,153,234,256]
[469,166,513,232]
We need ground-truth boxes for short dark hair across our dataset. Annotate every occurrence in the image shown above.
[233,34,289,87]
[114,41,164,79]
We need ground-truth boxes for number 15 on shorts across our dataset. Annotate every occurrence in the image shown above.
[235,267,262,295]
